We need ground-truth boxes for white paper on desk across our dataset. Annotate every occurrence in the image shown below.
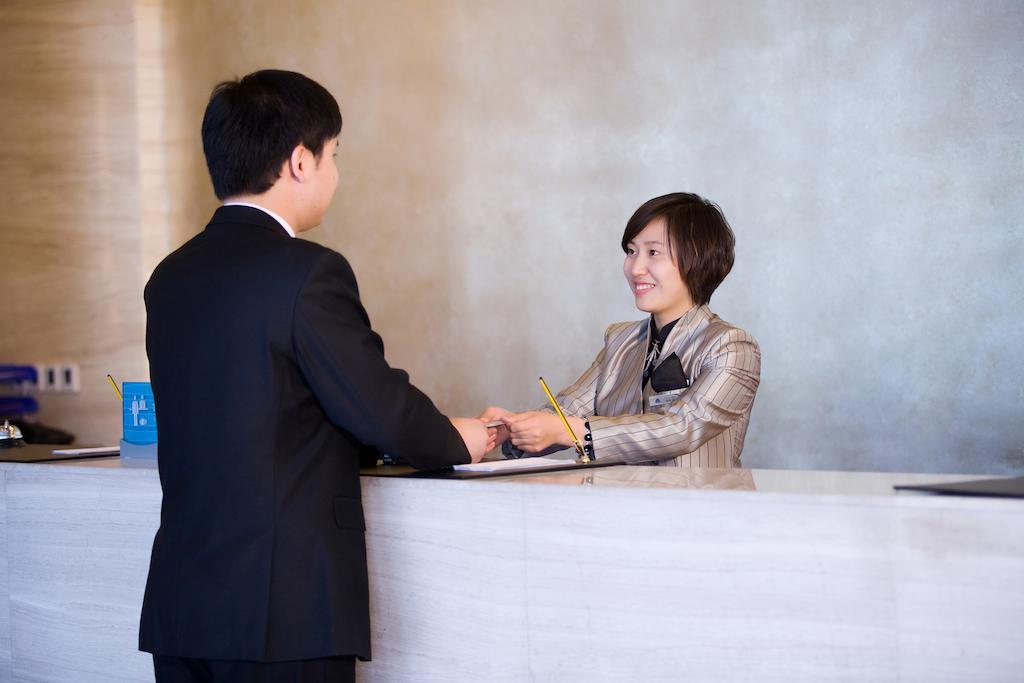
[51,446,120,456]
[453,454,578,472]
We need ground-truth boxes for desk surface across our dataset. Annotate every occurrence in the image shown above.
[0,450,1002,499]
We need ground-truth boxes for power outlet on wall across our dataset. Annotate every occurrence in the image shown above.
[32,363,80,393]
[41,364,59,392]
[32,364,47,391]
[59,363,80,393]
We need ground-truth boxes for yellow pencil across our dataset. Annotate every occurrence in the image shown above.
[106,374,123,401]
[538,376,590,464]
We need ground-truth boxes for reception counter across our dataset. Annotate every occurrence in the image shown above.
[0,456,1020,681]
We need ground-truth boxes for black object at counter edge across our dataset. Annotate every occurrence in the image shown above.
[894,475,1024,499]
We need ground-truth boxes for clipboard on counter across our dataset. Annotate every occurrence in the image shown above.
[363,453,617,480]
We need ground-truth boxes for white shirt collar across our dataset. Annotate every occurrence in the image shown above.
[222,201,296,238]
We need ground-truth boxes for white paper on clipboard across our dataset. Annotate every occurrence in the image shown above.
[452,453,578,472]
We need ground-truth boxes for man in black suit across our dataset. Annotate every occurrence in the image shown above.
[139,69,487,682]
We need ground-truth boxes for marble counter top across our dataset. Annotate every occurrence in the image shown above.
[492,462,1001,496]
[3,452,1001,499]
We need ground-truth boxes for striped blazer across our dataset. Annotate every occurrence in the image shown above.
[517,305,760,468]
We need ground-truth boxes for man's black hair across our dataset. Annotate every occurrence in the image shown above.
[201,70,342,200]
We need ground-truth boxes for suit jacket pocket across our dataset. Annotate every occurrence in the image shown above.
[651,353,689,392]
[333,496,366,531]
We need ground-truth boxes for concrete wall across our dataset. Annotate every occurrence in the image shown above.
[2,1,1021,473]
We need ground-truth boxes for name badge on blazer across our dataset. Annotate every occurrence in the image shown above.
[647,352,689,409]
[648,389,685,408]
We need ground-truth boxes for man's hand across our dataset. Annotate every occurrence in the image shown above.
[504,411,586,453]
[450,417,488,463]
[477,406,513,451]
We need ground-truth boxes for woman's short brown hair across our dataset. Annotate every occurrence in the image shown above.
[621,192,736,305]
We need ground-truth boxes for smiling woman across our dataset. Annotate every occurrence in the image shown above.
[483,193,761,468]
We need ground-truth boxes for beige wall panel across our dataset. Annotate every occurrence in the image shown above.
[0,0,146,446]
[136,0,172,278]
[156,0,220,250]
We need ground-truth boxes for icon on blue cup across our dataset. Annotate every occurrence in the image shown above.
[123,382,157,445]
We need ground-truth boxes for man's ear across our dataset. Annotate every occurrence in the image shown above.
[286,144,310,182]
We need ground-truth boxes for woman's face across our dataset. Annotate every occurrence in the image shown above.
[623,218,694,327]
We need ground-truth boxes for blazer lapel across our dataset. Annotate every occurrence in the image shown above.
[597,321,647,415]
[657,305,711,377]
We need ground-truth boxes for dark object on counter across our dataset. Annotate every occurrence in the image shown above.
[13,420,74,445]
[0,420,25,448]
[895,476,1024,499]
[2,365,74,445]
[0,443,118,463]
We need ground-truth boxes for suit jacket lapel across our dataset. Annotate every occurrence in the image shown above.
[599,321,647,415]
[657,304,711,376]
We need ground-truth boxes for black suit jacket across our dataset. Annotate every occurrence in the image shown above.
[138,206,469,662]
